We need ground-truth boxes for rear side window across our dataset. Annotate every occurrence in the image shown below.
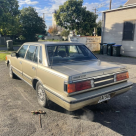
[26,45,38,62]
[18,45,28,58]
[39,46,42,64]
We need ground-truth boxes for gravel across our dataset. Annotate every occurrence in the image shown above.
[0,55,136,136]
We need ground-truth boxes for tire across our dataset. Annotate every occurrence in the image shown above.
[8,64,16,79]
[36,81,49,108]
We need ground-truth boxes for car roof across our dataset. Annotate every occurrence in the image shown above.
[24,42,84,46]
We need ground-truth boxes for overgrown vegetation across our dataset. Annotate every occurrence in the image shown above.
[97,20,102,36]
[60,30,70,37]
[54,0,97,36]
[48,26,58,36]
[0,0,20,37]
[0,0,46,42]
[20,7,46,41]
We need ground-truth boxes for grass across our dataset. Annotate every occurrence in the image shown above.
[0,51,14,61]
[0,53,9,61]
[0,45,6,47]
[0,44,21,47]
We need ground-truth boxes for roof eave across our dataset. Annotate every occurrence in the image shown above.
[102,3,136,13]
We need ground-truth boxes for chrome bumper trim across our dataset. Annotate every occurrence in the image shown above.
[44,82,133,104]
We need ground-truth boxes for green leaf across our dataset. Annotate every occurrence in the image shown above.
[54,0,97,36]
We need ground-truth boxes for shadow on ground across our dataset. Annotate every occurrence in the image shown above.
[47,83,136,136]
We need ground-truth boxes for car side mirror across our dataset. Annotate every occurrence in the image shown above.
[11,52,18,57]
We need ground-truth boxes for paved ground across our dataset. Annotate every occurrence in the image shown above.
[0,54,136,136]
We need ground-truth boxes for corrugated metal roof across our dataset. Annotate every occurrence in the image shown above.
[125,0,136,5]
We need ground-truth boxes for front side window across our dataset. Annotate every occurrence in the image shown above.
[123,20,135,41]
[47,45,97,65]
[26,45,38,62]
[18,45,28,58]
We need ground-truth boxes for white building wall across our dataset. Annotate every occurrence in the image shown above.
[103,7,136,57]
[52,13,57,27]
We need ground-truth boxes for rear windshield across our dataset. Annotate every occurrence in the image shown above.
[46,45,97,65]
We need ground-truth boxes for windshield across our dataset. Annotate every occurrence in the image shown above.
[47,45,97,65]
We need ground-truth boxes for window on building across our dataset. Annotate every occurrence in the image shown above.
[123,20,135,41]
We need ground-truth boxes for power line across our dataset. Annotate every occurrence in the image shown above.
[92,8,98,14]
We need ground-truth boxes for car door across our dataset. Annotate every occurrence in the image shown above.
[22,45,38,85]
[11,45,29,78]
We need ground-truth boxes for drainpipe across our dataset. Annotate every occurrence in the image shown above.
[101,12,106,43]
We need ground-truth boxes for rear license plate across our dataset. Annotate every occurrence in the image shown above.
[98,94,111,103]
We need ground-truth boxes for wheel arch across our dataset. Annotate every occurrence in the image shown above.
[7,59,11,67]
[32,77,43,90]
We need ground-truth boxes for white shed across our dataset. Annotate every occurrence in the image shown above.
[102,0,136,57]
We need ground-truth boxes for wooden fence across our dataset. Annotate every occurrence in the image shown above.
[69,36,101,51]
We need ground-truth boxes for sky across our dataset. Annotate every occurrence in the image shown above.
[18,0,128,29]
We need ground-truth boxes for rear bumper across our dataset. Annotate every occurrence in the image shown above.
[45,81,133,111]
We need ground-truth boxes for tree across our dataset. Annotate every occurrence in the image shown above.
[48,26,58,35]
[119,5,123,8]
[60,29,69,37]
[0,0,4,16]
[97,20,102,36]
[54,0,97,36]
[20,7,46,41]
[0,0,20,37]
[48,26,53,34]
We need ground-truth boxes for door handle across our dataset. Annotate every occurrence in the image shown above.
[20,61,22,64]
[32,67,36,70]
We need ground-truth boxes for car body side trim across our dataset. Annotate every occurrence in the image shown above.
[23,73,32,81]
[13,72,33,87]
[43,83,133,104]
[12,66,22,74]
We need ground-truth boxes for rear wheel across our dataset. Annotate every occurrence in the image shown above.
[8,64,16,79]
[36,82,49,108]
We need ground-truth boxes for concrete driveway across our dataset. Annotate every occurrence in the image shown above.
[0,54,136,136]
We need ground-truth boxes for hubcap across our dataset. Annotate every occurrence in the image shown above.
[37,85,45,101]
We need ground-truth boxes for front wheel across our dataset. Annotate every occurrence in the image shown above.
[8,64,16,79]
[36,82,49,108]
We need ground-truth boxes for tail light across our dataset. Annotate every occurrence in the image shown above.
[115,72,129,82]
[67,80,93,93]
[6,56,7,61]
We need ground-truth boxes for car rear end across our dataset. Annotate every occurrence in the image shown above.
[45,43,133,111]
[63,71,132,111]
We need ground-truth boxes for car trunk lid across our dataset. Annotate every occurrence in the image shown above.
[52,60,126,82]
